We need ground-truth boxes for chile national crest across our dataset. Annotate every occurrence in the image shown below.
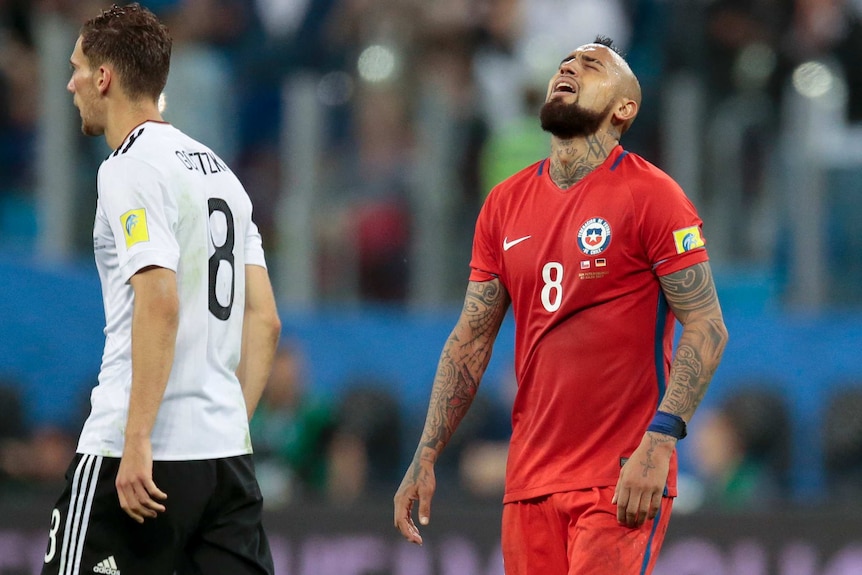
[577,217,611,256]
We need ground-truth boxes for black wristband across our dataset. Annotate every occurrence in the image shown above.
[647,410,687,439]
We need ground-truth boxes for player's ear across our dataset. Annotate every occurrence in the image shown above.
[96,65,112,96]
[613,98,638,135]
[614,98,637,124]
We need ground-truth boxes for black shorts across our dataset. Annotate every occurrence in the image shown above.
[41,453,274,575]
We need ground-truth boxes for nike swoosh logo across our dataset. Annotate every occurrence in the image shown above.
[503,235,532,251]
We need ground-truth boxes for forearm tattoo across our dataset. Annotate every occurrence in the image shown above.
[658,262,728,420]
[417,280,510,460]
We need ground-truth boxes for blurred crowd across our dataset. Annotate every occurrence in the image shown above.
[3,0,862,508]
[3,0,862,293]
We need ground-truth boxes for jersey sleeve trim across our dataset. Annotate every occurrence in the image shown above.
[245,255,267,269]
[469,268,498,282]
[119,249,179,284]
[244,219,267,269]
[653,248,709,276]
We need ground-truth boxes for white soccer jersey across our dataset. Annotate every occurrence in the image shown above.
[79,121,267,460]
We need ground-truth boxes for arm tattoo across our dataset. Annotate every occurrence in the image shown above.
[658,262,728,420]
[417,280,510,460]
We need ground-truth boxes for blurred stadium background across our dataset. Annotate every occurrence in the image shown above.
[3,0,862,573]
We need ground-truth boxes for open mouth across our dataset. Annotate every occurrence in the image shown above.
[551,80,577,96]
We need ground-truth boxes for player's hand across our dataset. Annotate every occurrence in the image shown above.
[393,457,436,545]
[116,437,167,524]
[612,431,675,527]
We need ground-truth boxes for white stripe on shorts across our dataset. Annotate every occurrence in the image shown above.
[58,454,102,575]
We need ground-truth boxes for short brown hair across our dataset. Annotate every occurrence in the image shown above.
[80,3,171,101]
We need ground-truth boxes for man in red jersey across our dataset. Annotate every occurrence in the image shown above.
[394,36,729,574]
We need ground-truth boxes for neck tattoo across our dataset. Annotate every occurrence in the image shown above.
[549,134,614,190]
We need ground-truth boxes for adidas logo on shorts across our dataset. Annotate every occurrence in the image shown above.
[93,556,121,575]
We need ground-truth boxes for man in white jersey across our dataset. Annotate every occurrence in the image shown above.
[41,4,282,575]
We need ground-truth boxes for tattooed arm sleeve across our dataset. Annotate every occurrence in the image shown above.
[415,278,511,464]
[658,261,729,422]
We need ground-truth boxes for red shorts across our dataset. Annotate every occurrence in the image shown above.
[501,486,673,575]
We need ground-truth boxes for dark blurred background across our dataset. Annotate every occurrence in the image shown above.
[2,1,862,573]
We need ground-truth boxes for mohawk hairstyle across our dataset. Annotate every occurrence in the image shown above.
[593,35,626,58]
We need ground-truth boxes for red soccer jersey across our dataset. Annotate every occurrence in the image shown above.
[469,146,709,503]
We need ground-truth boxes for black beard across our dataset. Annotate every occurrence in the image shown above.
[539,98,610,139]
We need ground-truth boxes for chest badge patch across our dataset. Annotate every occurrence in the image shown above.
[577,217,611,255]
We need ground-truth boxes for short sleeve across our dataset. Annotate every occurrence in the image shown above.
[244,216,267,269]
[469,190,502,282]
[636,174,709,276]
[98,157,180,283]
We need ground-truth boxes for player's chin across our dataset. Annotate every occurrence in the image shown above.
[548,91,576,101]
[81,121,104,137]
